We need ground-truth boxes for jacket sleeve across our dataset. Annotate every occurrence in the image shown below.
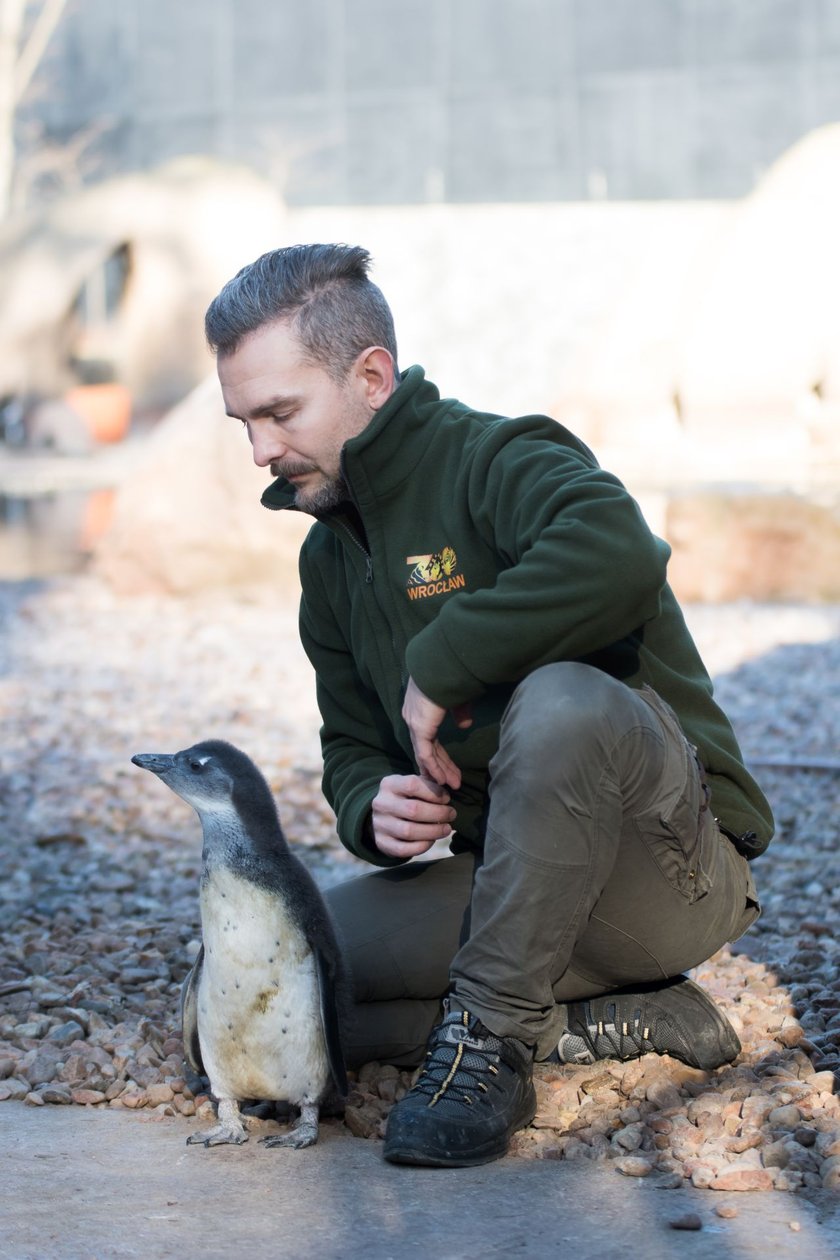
[299,553,413,868]
[405,429,671,708]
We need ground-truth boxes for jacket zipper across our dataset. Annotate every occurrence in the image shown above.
[336,468,406,687]
[335,518,373,582]
[333,455,374,582]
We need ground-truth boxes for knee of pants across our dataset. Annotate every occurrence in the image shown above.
[495,662,634,776]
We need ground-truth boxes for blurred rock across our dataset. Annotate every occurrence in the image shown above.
[665,490,840,602]
[0,159,285,413]
[675,125,840,451]
[94,377,310,594]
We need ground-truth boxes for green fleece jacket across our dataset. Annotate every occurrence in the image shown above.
[262,366,774,868]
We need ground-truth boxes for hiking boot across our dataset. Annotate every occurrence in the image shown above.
[555,975,741,1070]
[383,998,537,1167]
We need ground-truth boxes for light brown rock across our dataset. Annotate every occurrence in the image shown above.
[740,1096,775,1127]
[70,1088,106,1105]
[343,1103,382,1140]
[145,1083,175,1106]
[120,1090,147,1109]
[710,1167,774,1192]
[614,1156,654,1177]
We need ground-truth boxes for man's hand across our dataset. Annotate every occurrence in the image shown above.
[371,774,457,859]
[401,676,472,790]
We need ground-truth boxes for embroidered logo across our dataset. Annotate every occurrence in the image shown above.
[405,547,466,600]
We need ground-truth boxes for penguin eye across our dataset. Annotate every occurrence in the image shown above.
[189,759,206,773]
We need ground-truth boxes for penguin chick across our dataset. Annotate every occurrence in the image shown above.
[131,740,348,1150]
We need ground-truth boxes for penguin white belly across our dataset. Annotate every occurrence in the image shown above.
[197,866,328,1104]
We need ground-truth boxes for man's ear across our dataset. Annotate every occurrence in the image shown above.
[355,346,397,411]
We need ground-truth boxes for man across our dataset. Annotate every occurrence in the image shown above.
[206,243,771,1168]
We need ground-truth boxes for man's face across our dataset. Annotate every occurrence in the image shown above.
[218,319,376,514]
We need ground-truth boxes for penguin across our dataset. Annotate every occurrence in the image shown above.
[131,739,348,1150]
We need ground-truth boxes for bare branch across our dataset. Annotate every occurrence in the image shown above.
[14,0,67,104]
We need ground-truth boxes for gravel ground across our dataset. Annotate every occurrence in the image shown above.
[1,575,839,1195]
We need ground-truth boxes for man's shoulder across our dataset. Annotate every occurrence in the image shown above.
[400,370,598,466]
[444,404,599,470]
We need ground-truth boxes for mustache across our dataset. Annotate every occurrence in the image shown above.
[270,460,317,479]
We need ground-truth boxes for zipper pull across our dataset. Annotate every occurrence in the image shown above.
[365,556,373,583]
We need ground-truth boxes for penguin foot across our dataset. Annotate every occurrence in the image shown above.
[187,1123,249,1147]
[261,1122,318,1150]
[187,1098,248,1147]
[260,1103,320,1150]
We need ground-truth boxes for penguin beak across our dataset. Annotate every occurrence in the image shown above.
[131,752,176,778]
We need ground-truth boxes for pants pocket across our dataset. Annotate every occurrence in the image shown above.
[634,687,714,905]
[728,852,762,941]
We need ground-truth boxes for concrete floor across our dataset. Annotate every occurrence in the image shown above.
[2,1104,839,1260]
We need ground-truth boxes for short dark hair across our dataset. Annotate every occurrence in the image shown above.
[205,243,398,379]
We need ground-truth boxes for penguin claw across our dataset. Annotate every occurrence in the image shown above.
[187,1126,249,1147]
[260,1122,319,1150]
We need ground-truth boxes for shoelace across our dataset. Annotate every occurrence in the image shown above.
[412,1020,503,1110]
[572,1001,656,1060]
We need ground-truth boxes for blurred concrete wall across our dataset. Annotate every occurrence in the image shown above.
[17,0,840,207]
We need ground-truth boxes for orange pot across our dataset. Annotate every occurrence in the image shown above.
[64,383,132,444]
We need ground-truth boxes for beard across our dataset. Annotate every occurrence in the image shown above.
[294,474,348,514]
[271,460,348,515]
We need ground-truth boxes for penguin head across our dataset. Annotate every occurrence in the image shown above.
[132,740,284,858]
[132,741,240,813]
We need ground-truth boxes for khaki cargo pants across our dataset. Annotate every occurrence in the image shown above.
[325,663,760,1066]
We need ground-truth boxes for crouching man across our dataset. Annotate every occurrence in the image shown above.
[206,243,770,1167]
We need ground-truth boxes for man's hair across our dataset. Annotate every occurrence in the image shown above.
[205,243,398,379]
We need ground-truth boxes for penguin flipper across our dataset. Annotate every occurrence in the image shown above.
[180,945,205,1077]
[315,949,347,1097]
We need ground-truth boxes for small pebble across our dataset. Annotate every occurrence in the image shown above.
[669,1214,702,1231]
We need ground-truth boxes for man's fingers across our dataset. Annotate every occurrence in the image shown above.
[375,777,455,819]
[371,804,454,835]
[400,676,466,791]
[371,811,453,855]
[374,835,439,859]
[373,815,453,844]
[415,740,462,792]
[370,771,458,858]
[380,774,451,804]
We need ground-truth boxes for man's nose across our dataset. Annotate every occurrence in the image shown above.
[250,428,286,468]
